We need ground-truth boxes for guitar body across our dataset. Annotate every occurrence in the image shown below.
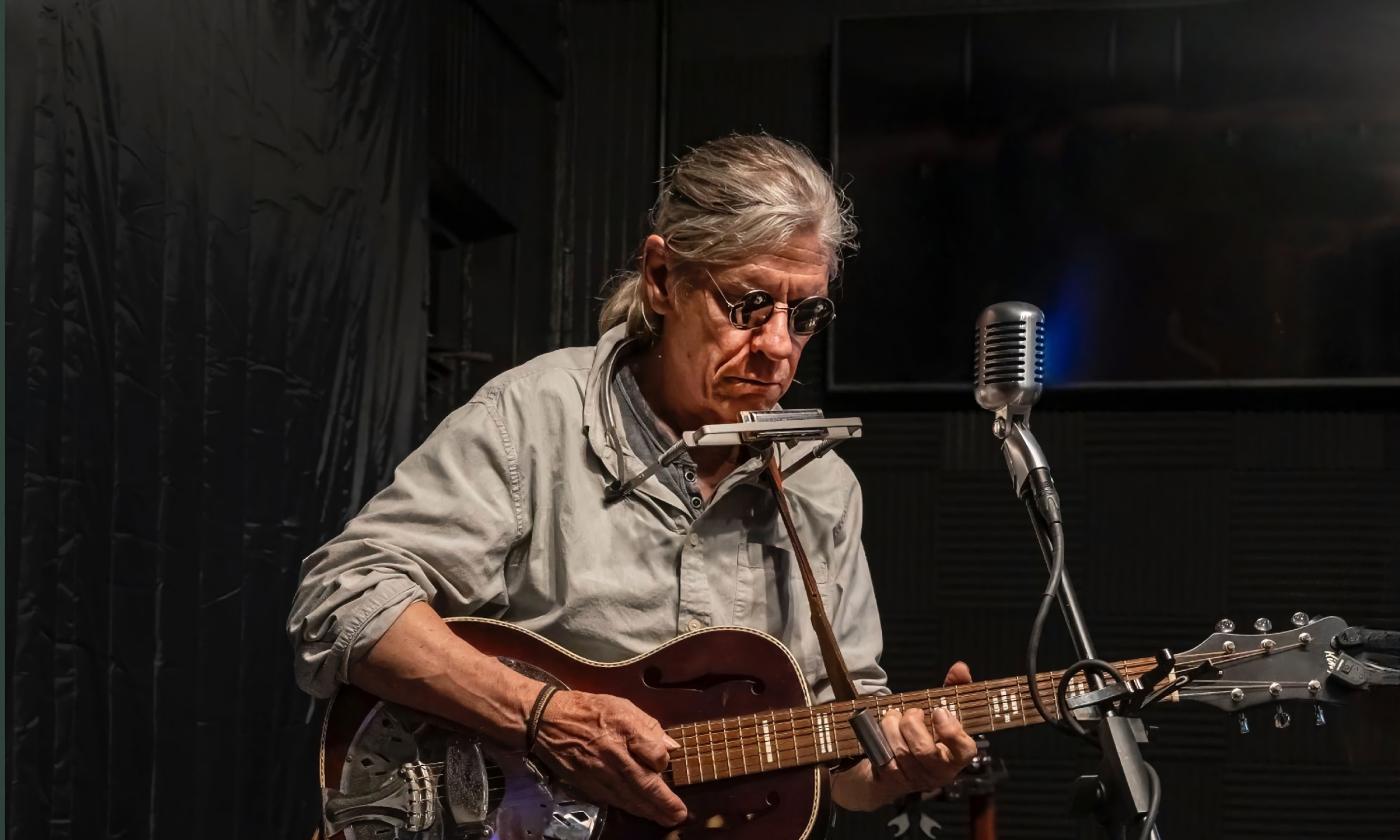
[320,618,829,840]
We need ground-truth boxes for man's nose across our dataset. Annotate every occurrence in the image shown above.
[751,309,794,360]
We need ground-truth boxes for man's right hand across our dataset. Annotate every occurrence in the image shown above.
[531,689,688,827]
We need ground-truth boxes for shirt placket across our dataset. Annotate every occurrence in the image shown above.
[676,462,711,633]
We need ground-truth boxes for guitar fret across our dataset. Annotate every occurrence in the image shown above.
[683,723,696,784]
[760,717,775,765]
[709,719,722,779]
[1016,677,1029,728]
[695,722,708,783]
[788,707,800,767]
[737,715,750,775]
[711,718,731,780]
[751,713,761,769]
[672,728,686,785]
[983,684,996,731]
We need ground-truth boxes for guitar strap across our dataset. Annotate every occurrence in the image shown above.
[764,453,861,703]
[764,452,895,768]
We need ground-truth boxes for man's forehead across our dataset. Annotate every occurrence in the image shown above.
[725,245,830,283]
[749,237,828,269]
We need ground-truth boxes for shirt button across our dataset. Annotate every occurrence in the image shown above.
[688,534,699,548]
[687,618,704,632]
[690,496,703,509]
[683,469,697,483]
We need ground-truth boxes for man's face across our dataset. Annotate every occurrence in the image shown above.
[646,228,830,426]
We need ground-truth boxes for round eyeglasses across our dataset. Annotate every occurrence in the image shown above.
[706,273,837,336]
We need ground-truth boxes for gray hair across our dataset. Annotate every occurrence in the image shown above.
[598,134,857,338]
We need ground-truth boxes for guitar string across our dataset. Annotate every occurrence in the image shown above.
[668,695,1059,780]
[404,695,1307,797]
[411,661,1280,800]
[409,647,1297,788]
[661,659,1160,758]
[405,644,1291,777]
[664,669,1278,773]
[389,641,1318,790]
[663,668,1146,781]
[667,688,1302,784]
[664,644,1320,782]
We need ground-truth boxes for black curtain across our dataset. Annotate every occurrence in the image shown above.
[5,1,428,836]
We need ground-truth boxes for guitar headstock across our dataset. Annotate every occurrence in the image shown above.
[1172,615,1352,715]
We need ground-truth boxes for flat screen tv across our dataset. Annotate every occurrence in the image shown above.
[831,0,1400,390]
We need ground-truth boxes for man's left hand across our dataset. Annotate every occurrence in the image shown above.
[830,662,980,812]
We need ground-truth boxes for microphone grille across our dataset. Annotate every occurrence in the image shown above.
[974,318,1044,386]
[973,302,1045,413]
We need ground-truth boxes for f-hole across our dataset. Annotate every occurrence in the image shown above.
[643,667,765,694]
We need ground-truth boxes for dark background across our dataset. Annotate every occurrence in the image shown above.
[833,2,1400,388]
[6,1,1399,839]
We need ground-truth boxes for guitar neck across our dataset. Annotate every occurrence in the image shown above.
[665,656,1159,786]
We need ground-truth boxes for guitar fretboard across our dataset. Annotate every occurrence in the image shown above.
[663,657,1159,786]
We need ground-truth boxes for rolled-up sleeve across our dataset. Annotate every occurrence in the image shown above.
[829,480,890,699]
[287,395,526,698]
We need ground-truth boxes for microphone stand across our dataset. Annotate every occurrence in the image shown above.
[997,416,1164,840]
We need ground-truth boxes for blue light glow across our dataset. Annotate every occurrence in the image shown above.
[1040,267,1093,385]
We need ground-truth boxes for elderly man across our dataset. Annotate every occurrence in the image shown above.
[288,133,976,828]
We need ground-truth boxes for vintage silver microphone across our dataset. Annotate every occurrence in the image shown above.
[974,302,1057,521]
[974,301,1045,417]
[975,302,1164,839]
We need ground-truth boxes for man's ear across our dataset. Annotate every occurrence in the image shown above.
[640,234,677,318]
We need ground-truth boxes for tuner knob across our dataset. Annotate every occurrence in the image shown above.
[1237,713,1250,735]
[1254,617,1273,633]
[1314,704,1327,727]
[1273,705,1291,729]
[1291,611,1309,627]
[1216,618,1236,633]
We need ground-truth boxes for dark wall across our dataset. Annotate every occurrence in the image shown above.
[5,0,428,836]
[423,0,663,427]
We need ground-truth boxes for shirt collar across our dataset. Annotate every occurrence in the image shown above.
[582,324,822,500]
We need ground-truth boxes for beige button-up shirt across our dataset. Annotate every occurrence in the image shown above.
[287,325,889,704]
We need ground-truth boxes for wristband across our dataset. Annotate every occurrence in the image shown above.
[524,683,566,756]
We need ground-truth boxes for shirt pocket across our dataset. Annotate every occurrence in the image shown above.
[740,539,828,583]
[734,541,835,641]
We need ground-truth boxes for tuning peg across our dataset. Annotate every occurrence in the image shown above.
[1254,617,1273,633]
[1291,611,1309,627]
[1215,618,1236,633]
[1273,705,1291,729]
[1237,713,1250,734]
[1314,704,1327,727]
